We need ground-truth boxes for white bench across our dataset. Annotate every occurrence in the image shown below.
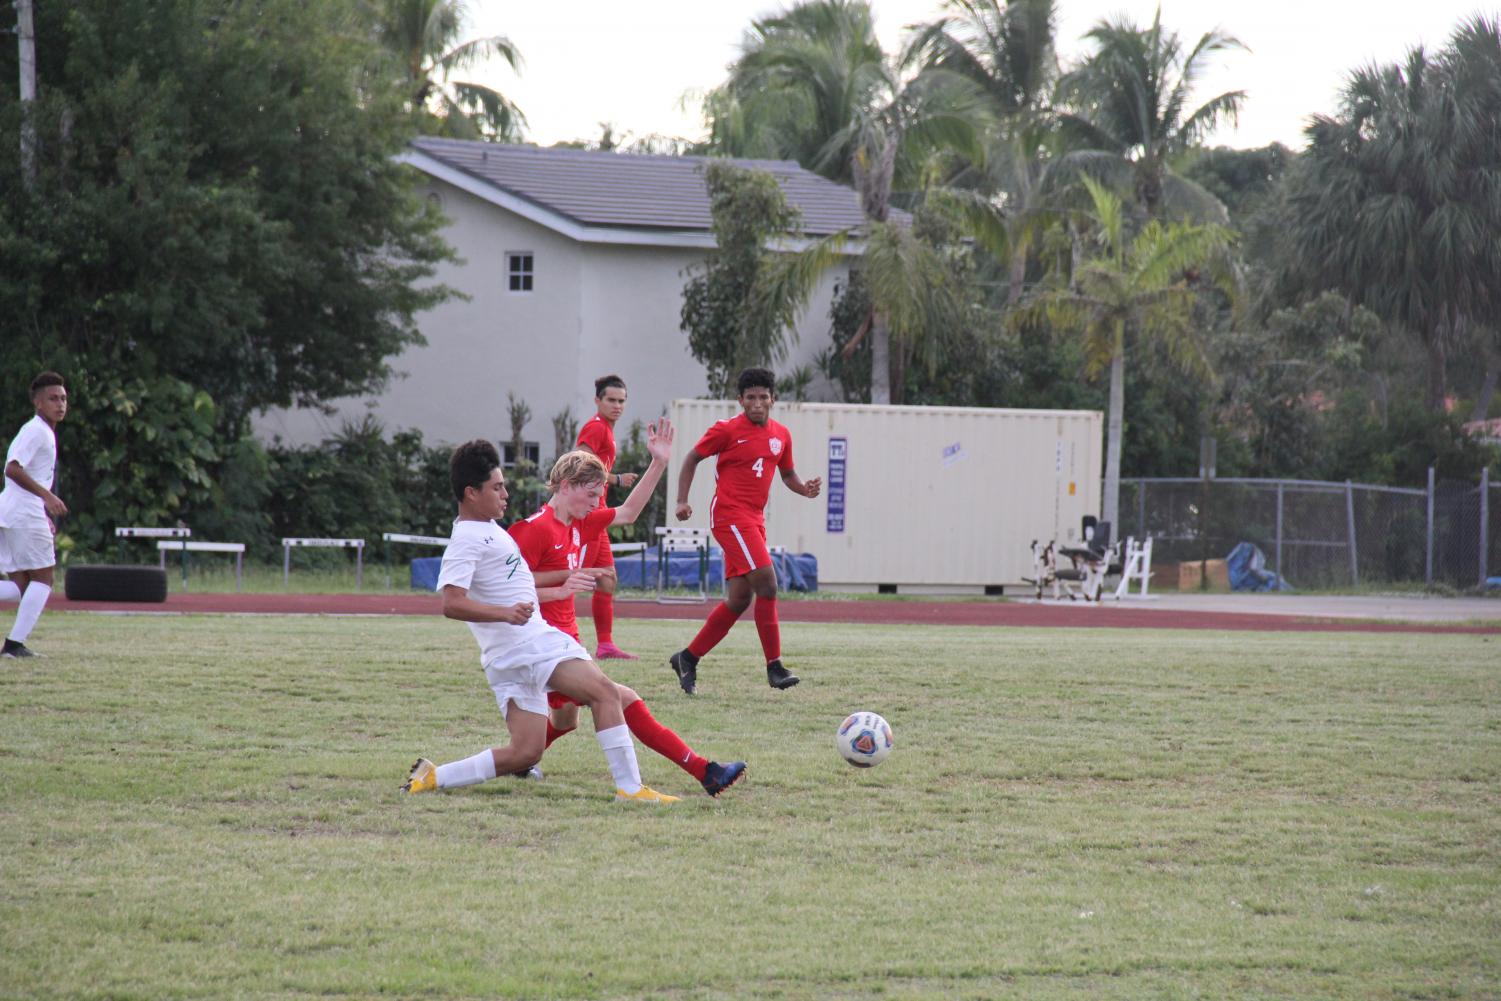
[157,541,246,592]
[282,537,365,589]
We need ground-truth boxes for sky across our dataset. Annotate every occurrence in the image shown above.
[464,0,1490,151]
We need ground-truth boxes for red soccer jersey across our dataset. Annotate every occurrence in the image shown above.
[576,416,617,510]
[693,413,794,528]
[508,504,615,638]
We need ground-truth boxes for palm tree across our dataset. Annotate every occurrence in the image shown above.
[376,0,525,141]
[1022,177,1235,528]
[1057,7,1244,222]
[905,1,1063,306]
[904,0,1059,122]
[706,0,987,403]
[1275,16,1501,411]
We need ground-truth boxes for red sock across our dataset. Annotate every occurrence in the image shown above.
[754,596,781,661]
[687,601,741,659]
[591,591,614,644]
[624,699,707,780]
[544,720,575,748]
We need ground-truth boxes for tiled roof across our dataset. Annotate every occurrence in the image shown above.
[409,137,874,237]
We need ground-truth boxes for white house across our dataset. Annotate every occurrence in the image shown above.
[255,138,864,457]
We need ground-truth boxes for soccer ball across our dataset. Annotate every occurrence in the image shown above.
[836,711,893,768]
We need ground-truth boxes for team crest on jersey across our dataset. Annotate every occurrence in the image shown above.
[768,436,783,456]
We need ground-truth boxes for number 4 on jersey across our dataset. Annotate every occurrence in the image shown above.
[751,457,764,478]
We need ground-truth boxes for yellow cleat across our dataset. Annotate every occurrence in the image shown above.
[615,785,681,804]
[402,758,438,794]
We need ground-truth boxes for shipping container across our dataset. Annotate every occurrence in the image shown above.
[667,400,1103,593]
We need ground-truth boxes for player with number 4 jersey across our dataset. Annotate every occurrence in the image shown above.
[668,367,821,695]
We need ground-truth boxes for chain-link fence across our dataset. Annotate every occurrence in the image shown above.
[1117,472,1498,590]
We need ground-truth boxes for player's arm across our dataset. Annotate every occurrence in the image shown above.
[535,571,599,602]
[780,466,822,499]
[441,585,533,625]
[4,459,66,517]
[611,418,673,526]
[674,448,707,522]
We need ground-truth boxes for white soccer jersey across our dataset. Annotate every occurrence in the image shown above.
[0,416,56,527]
[437,518,552,670]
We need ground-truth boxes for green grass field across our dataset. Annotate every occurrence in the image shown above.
[1,613,1497,1000]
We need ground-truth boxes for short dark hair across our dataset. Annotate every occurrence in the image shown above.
[450,439,501,503]
[736,367,775,395]
[30,372,65,398]
[595,374,626,398]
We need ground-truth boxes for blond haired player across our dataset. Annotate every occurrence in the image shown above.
[511,428,747,796]
[402,439,678,803]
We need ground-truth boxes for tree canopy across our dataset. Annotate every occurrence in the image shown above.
[0,0,456,551]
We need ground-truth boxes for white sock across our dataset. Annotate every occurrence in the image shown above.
[435,749,498,789]
[596,724,642,794]
[0,580,20,603]
[8,581,50,643]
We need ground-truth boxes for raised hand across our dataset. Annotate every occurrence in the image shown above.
[646,418,675,463]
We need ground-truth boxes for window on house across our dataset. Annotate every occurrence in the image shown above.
[507,252,534,292]
[502,441,540,469]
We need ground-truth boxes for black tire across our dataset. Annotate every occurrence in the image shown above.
[64,564,169,603]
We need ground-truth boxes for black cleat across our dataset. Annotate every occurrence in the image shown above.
[1,639,35,658]
[700,760,746,797]
[766,659,799,690]
[670,649,698,695]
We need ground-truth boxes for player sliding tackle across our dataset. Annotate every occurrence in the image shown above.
[509,422,746,796]
[403,437,680,802]
[669,367,821,695]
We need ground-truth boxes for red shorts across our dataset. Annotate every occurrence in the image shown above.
[583,525,614,569]
[712,520,771,580]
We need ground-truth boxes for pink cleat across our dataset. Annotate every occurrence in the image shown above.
[595,641,639,660]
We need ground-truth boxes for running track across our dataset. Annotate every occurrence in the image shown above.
[50,593,1501,635]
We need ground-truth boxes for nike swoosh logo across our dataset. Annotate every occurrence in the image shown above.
[553,543,564,549]
[737,439,747,443]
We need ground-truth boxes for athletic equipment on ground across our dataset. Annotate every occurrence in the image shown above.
[836,712,893,768]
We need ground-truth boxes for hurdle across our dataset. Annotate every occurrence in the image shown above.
[381,532,449,589]
[117,526,191,587]
[156,541,246,592]
[282,537,365,589]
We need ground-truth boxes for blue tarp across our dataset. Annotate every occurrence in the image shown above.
[613,549,818,592]
[409,551,819,592]
[411,556,441,591]
[1226,542,1294,592]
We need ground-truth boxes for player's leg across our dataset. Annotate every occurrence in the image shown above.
[589,536,634,660]
[548,657,678,802]
[2,557,53,658]
[403,700,548,793]
[616,682,747,796]
[547,693,580,746]
[741,524,796,689]
[667,524,754,694]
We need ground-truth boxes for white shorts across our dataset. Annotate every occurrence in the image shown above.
[482,628,590,717]
[0,515,55,574]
